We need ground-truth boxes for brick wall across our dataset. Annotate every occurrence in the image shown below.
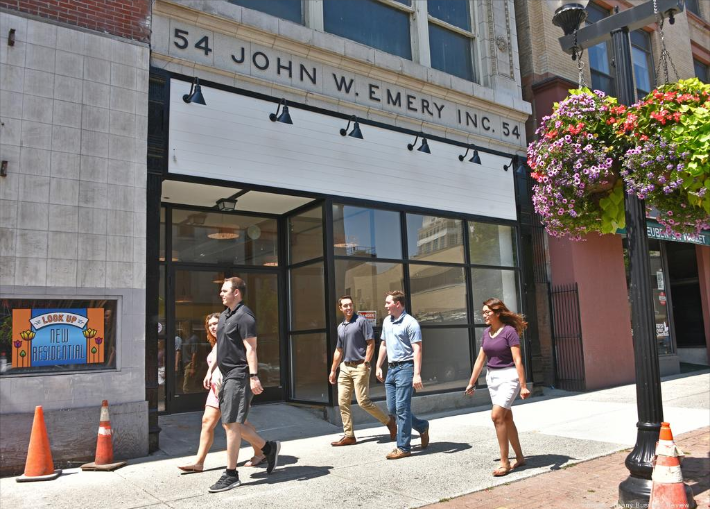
[0,0,150,42]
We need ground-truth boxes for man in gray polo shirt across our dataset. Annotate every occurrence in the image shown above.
[329,295,396,446]
[375,290,429,459]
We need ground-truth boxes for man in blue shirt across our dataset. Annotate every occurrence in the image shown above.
[375,291,430,459]
[329,295,396,446]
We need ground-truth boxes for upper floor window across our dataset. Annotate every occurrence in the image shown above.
[323,0,413,60]
[427,0,477,82]
[587,3,615,97]
[695,59,710,84]
[228,0,303,25]
[685,0,702,18]
[631,30,654,97]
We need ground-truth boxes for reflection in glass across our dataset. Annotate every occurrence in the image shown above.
[228,0,302,24]
[171,209,278,266]
[324,0,412,59]
[468,222,516,267]
[290,332,328,402]
[429,23,474,82]
[290,263,326,330]
[407,214,464,263]
[648,246,672,355]
[289,206,323,265]
[333,204,402,259]
[158,266,166,411]
[420,328,471,393]
[474,328,487,386]
[410,264,467,325]
[240,273,281,387]
[174,270,223,395]
[335,261,403,326]
[428,0,470,31]
[471,268,518,323]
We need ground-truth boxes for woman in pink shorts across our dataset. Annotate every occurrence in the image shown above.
[178,313,264,472]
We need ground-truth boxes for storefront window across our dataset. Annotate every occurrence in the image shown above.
[0,299,118,375]
[290,262,326,330]
[468,222,516,267]
[470,268,518,323]
[171,210,278,267]
[333,205,402,259]
[335,261,403,326]
[419,328,471,392]
[290,332,328,402]
[324,0,412,60]
[289,206,323,265]
[473,328,487,385]
[407,214,464,263]
[158,266,166,411]
[410,264,467,325]
[649,244,673,355]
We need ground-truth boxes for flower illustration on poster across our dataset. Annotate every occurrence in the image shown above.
[11,308,106,369]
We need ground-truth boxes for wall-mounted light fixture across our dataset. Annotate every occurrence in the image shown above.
[8,28,16,47]
[269,98,293,124]
[407,133,431,154]
[216,197,237,211]
[503,156,526,174]
[0,160,7,177]
[183,77,206,105]
[458,146,482,164]
[340,115,363,139]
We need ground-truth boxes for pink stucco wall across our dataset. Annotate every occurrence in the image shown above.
[549,234,636,390]
[696,246,710,354]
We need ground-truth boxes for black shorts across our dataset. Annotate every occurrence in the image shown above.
[219,376,252,425]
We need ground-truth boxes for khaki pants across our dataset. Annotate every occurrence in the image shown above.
[338,362,390,437]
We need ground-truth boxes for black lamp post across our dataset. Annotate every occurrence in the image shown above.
[546,1,695,507]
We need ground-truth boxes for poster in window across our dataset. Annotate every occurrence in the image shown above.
[11,308,106,368]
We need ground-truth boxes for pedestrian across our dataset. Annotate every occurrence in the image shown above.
[329,295,396,446]
[465,298,530,477]
[207,277,280,493]
[178,312,265,473]
[375,291,429,459]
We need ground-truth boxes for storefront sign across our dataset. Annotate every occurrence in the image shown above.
[154,16,527,148]
[617,222,710,246]
[12,308,106,368]
[359,311,377,328]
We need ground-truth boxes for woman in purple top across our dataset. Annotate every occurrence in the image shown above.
[465,298,530,477]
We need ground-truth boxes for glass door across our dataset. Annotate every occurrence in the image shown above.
[167,267,283,413]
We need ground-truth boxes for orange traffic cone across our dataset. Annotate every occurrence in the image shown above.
[648,422,696,509]
[81,400,126,471]
[16,406,61,482]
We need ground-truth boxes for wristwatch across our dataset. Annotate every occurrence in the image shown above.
[249,373,259,378]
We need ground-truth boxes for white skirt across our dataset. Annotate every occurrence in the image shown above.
[486,366,520,409]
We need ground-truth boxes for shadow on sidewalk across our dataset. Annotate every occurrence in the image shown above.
[416,441,472,456]
[243,463,334,485]
[506,453,575,472]
[682,455,710,497]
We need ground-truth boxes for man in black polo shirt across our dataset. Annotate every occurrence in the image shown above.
[328,295,396,446]
[207,277,280,493]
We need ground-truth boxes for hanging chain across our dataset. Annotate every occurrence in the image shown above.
[653,0,680,85]
[573,29,587,88]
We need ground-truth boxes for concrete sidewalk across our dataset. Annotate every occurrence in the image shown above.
[1,371,708,509]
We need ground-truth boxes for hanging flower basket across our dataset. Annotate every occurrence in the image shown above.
[527,88,629,240]
[617,78,710,236]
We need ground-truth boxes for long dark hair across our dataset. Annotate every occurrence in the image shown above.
[483,298,528,336]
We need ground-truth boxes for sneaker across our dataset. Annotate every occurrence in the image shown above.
[208,471,241,493]
[265,440,281,474]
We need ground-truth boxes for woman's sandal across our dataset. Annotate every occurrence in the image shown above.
[511,459,527,470]
[493,465,512,477]
[244,455,266,467]
[178,463,204,473]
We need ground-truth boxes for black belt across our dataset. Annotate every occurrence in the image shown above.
[388,360,414,368]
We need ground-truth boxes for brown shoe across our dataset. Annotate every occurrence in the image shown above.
[331,435,357,447]
[386,415,397,441]
[420,427,429,449]
[386,448,411,460]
